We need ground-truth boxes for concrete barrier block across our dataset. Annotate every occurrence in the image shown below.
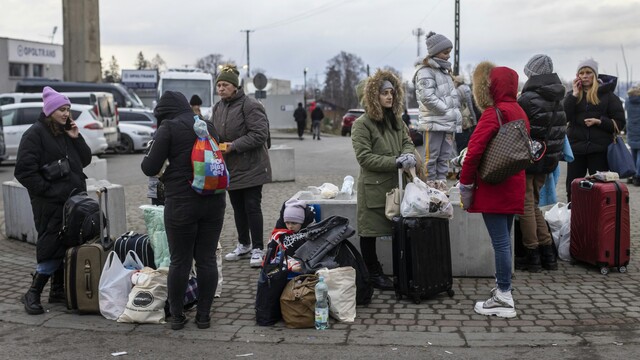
[3,180,37,244]
[269,145,295,182]
[2,179,126,245]
[84,156,107,181]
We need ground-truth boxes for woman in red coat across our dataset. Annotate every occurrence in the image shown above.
[459,62,529,318]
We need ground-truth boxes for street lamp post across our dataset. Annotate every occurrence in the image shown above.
[303,68,308,108]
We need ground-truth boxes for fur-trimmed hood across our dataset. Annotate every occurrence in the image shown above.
[628,86,640,97]
[472,61,519,111]
[363,69,405,121]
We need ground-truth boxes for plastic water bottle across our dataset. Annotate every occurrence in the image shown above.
[314,276,329,330]
[341,175,354,195]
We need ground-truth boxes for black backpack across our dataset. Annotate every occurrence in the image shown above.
[333,241,374,306]
[61,191,105,247]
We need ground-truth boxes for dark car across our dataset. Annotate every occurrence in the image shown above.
[341,109,364,136]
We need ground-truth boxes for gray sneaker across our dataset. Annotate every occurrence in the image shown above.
[474,289,516,318]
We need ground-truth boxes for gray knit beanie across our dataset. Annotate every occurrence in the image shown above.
[524,54,553,77]
[379,80,394,92]
[426,31,453,57]
[577,58,598,78]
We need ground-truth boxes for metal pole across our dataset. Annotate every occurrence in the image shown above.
[412,28,424,58]
[454,0,460,75]
[241,30,254,79]
[303,68,308,107]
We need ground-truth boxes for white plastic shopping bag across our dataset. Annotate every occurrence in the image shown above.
[316,267,356,323]
[544,202,571,261]
[400,178,453,218]
[99,251,141,320]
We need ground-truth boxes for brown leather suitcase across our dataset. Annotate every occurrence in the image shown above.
[64,187,112,313]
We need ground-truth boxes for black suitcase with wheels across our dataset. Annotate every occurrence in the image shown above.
[392,216,454,303]
[113,231,156,269]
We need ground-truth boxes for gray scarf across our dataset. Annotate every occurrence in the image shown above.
[433,58,452,72]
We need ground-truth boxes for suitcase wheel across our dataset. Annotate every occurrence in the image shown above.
[618,266,627,274]
[600,267,609,275]
[447,289,455,297]
[412,295,421,305]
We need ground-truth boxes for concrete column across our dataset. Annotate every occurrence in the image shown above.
[62,0,101,82]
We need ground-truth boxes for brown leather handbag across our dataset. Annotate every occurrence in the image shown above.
[478,109,534,184]
[279,274,318,328]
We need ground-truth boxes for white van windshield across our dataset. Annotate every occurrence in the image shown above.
[160,79,211,107]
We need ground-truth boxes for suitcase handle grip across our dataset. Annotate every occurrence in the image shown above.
[84,262,93,299]
[579,180,594,189]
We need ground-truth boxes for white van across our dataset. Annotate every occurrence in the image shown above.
[157,68,214,119]
[0,92,119,147]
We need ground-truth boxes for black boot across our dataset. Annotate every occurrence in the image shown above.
[48,267,66,304]
[22,272,50,315]
[368,262,394,290]
[540,244,558,270]
[515,247,542,273]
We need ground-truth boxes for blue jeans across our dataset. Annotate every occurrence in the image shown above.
[482,213,514,292]
[36,259,63,275]
[632,149,640,177]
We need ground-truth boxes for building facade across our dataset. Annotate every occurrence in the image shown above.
[0,37,64,93]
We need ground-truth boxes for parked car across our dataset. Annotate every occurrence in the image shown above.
[0,91,120,148]
[112,123,154,154]
[407,108,423,146]
[117,107,157,128]
[341,109,364,136]
[0,102,108,160]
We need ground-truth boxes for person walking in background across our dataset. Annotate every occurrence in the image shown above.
[311,104,324,140]
[458,62,528,318]
[15,87,92,315]
[190,94,205,120]
[515,54,567,272]
[453,75,477,153]
[564,59,625,201]
[142,91,226,330]
[413,31,462,191]
[293,102,307,140]
[625,84,640,186]
[212,65,272,268]
[351,69,416,290]
[402,108,411,127]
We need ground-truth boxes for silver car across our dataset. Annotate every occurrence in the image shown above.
[113,123,154,154]
[1,102,108,161]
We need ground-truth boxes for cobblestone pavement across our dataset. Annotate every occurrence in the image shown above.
[0,132,638,349]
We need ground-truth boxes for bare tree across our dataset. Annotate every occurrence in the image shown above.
[103,56,121,83]
[195,54,227,78]
[382,65,403,81]
[322,51,366,109]
[150,54,167,71]
[135,51,151,70]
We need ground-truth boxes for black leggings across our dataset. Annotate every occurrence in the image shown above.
[359,236,379,269]
[228,185,264,250]
[566,152,608,202]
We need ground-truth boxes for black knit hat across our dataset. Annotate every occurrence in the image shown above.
[189,94,202,106]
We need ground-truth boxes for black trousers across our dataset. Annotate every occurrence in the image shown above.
[566,152,608,202]
[164,192,225,318]
[228,185,264,250]
[296,120,306,138]
[359,236,379,271]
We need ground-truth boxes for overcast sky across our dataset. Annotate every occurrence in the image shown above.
[2,0,639,90]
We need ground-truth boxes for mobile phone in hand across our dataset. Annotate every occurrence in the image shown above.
[64,118,72,130]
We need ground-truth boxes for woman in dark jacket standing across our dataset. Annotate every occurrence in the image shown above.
[459,62,528,318]
[564,59,625,201]
[515,54,567,272]
[142,91,226,330]
[15,87,92,315]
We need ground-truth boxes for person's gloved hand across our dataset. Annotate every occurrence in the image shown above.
[395,153,417,170]
[459,183,474,210]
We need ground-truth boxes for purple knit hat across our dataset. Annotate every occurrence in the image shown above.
[42,86,70,116]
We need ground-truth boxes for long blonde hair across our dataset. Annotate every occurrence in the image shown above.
[576,69,600,105]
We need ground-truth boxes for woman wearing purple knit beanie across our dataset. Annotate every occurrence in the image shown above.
[14,86,92,315]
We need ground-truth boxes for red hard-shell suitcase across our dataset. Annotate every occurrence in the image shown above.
[570,179,630,274]
[392,216,455,303]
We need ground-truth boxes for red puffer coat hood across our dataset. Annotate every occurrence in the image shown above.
[460,62,528,214]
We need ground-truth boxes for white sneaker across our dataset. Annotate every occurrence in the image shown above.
[224,243,251,261]
[474,289,517,318]
[249,248,264,268]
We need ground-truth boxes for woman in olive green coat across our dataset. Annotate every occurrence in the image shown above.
[351,70,416,290]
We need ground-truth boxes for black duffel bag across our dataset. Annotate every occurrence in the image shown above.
[113,231,156,269]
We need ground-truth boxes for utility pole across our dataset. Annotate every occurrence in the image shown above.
[240,29,254,79]
[453,0,460,75]
[303,67,308,107]
[412,28,425,58]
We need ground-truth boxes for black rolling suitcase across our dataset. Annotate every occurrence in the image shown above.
[113,231,156,269]
[391,169,454,304]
